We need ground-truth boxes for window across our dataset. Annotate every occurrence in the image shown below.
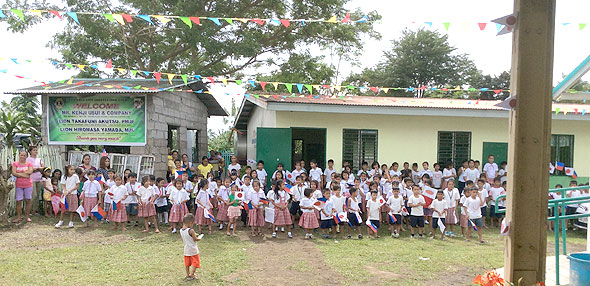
[437,131,471,165]
[342,129,378,170]
[551,134,574,174]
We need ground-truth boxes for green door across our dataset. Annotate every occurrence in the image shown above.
[482,142,508,165]
[257,128,292,186]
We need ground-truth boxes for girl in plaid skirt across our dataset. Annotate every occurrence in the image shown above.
[195,180,213,234]
[137,176,159,233]
[108,175,128,231]
[270,180,293,239]
[169,179,190,234]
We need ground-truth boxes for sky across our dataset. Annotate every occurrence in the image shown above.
[1,0,590,132]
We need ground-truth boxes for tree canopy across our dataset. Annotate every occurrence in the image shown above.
[6,0,380,78]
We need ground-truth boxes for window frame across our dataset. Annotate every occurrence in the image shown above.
[551,134,574,173]
[437,131,472,165]
[342,129,378,171]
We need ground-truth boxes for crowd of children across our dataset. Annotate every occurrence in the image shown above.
[37,154,538,244]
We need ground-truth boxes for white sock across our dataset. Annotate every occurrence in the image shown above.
[164,212,169,223]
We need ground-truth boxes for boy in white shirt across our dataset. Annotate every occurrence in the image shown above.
[418,161,433,178]
[309,159,323,185]
[462,160,481,184]
[463,187,485,243]
[386,188,403,238]
[324,159,336,185]
[319,189,335,239]
[289,176,306,221]
[271,163,286,180]
[429,190,448,240]
[289,162,304,184]
[255,160,268,186]
[488,178,506,228]
[483,155,499,184]
[330,185,346,236]
[498,161,508,184]
[124,173,141,226]
[366,191,382,238]
[432,163,443,189]
[408,185,426,239]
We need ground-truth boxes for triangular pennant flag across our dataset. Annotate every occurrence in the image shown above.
[167,73,176,85]
[251,18,265,25]
[105,59,112,69]
[341,13,351,23]
[116,68,126,74]
[30,10,43,18]
[137,15,153,24]
[477,23,487,30]
[555,108,560,114]
[153,15,171,23]
[248,80,256,87]
[356,15,368,23]
[443,22,450,31]
[272,82,279,90]
[221,78,228,85]
[304,84,313,93]
[381,87,390,93]
[11,9,24,21]
[326,16,338,23]
[296,83,303,93]
[580,23,587,31]
[333,85,342,91]
[312,84,320,91]
[49,10,62,19]
[122,14,133,23]
[369,87,378,93]
[154,72,161,83]
[113,14,125,25]
[66,12,80,24]
[285,83,293,93]
[235,80,242,85]
[279,19,290,27]
[77,65,86,71]
[67,77,74,84]
[236,18,249,23]
[224,18,233,25]
[65,63,73,68]
[179,16,192,28]
[260,81,267,91]
[189,17,201,26]
[180,74,188,85]
[209,17,221,25]
[103,13,115,22]
[424,21,433,27]
[130,70,138,76]
[496,23,503,33]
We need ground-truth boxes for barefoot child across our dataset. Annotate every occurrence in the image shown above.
[299,188,319,239]
[387,188,403,238]
[137,176,160,233]
[195,180,213,234]
[247,181,266,236]
[226,185,241,236]
[430,191,448,240]
[107,175,128,231]
[271,180,293,238]
[81,170,101,227]
[55,165,80,229]
[408,185,426,239]
[180,214,202,281]
[169,179,190,233]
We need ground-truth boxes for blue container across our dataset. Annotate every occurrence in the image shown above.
[568,252,590,286]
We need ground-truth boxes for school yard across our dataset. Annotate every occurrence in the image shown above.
[0,218,587,286]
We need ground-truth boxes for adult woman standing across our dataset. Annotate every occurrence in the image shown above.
[78,154,96,183]
[97,156,111,180]
[227,155,241,177]
[181,154,196,178]
[26,145,44,214]
[197,156,213,177]
[12,150,34,223]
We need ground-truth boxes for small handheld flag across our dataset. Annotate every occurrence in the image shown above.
[378,197,386,207]
[333,214,341,224]
[91,205,107,221]
[500,218,510,236]
[204,208,217,222]
[401,207,409,216]
[564,167,575,176]
[242,201,253,210]
[555,161,565,171]
[259,198,270,205]
[549,162,555,174]
[572,171,578,179]
[313,200,325,210]
[284,184,292,194]
[60,196,68,212]
[236,191,245,201]
[101,149,108,157]
[469,219,478,231]
[76,205,87,222]
[355,211,363,224]
[388,212,397,223]
[96,175,104,185]
[366,219,378,233]
[438,219,446,234]
[112,200,122,211]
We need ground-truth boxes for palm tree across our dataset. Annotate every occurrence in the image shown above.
[0,108,25,148]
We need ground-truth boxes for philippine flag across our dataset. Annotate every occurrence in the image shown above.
[96,175,104,185]
[572,171,578,179]
[469,219,478,231]
[76,205,87,222]
[284,184,293,194]
[355,212,363,224]
[259,198,270,205]
[388,212,397,223]
[60,196,68,212]
[555,161,565,171]
[91,205,107,221]
[242,201,253,210]
[112,200,122,211]
[205,208,217,222]
[366,219,378,233]
[333,214,341,224]
[101,149,108,157]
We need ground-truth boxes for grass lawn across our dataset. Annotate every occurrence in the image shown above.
[0,217,586,285]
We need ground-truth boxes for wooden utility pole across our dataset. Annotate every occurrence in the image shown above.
[504,0,555,284]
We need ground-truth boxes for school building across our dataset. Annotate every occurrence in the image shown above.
[233,95,590,184]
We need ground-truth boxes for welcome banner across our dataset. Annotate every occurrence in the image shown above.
[47,96,146,146]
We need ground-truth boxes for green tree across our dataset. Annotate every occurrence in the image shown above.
[0,95,42,147]
[6,0,380,78]
[0,107,25,148]
[207,98,237,152]
[346,28,481,97]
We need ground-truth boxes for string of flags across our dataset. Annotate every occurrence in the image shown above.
[550,162,578,178]
[0,8,370,27]
[0,57,513,94]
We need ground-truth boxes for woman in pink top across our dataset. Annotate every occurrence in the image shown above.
[78,154,96,183]
[26,145,44,214]
[12,150,34,223]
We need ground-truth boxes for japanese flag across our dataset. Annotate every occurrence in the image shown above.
[549,163,555,174]
[500,218,510,236]
[564,167,575,177]
[235,191,245,201]
[76,205,87,222]
[378,197,386,207]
